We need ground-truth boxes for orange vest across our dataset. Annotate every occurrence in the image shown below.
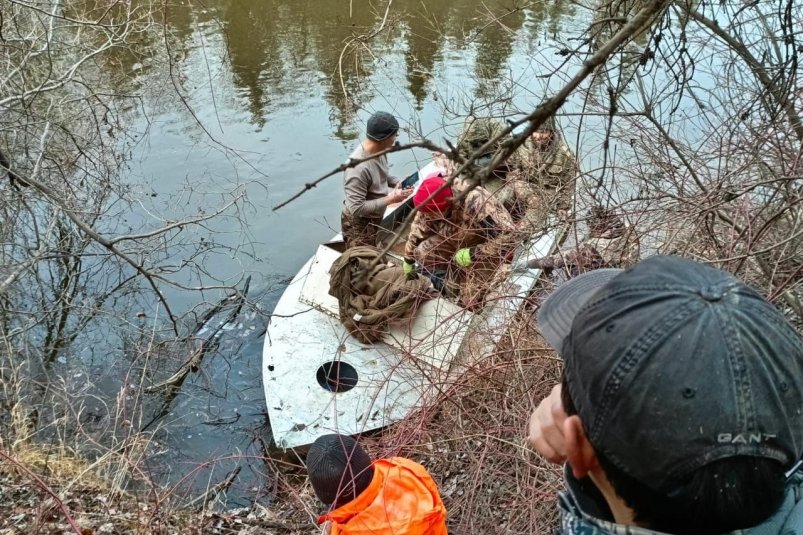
[318,457,448,535]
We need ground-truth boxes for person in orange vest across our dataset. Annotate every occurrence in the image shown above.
[307,433,448,534]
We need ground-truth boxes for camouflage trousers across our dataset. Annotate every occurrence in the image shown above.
[341,210,382,249]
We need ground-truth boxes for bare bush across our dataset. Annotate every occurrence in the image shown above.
[3,0,802,532]
[0,1,254,525]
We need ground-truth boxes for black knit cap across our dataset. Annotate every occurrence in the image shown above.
[537,255,803,494]
[366,111,399,141]
[307,434,374,506]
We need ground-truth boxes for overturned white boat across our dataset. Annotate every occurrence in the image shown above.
[263,161,560,448]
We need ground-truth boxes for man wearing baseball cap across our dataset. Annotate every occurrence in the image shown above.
[341,111,412,248]
[528,255,803,534]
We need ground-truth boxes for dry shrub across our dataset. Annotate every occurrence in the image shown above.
[370,308,565,534]
[0,442,316,534]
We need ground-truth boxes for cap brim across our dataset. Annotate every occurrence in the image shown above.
[366,129,398,142]
[537,269,623,351]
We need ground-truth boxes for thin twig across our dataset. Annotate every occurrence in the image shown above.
[0,450,83,535]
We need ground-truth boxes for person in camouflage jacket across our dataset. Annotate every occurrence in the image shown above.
[403,173,515,272]
[453,115,579,231]
[498,117,579,230]
[400,172,519,305]
[455,116,507,168]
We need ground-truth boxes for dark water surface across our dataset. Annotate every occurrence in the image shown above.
[111,0,590,504]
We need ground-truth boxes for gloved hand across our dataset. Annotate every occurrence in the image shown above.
[402,257,418,279]
[454,247,475,268]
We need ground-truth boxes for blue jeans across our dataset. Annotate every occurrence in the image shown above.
[421,267,448,294]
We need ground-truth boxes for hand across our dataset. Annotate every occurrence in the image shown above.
[511,259,532,273]
[512,257,546,272]
[526,384,569,465]
[453,247,474,267]
[387,186,413,204]
[401,258,417,279]
[479,215,499,239]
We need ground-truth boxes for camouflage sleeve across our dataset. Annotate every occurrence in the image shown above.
[529,252,567,270]
[404,214,428,259]
[533,145,573,213]
[587,233,640,268]
[551,144,579,206]
[530,245,606,271]
[508,142,531,172]
[463,188,515,233]
[460,187,518,263]
[405,214,452,264]
[415,233,451,264]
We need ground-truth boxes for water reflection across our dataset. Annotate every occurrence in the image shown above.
[64,0,579,138]
[472,7,525,98]
[190,0,576,138]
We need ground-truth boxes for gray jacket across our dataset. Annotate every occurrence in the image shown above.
[343,144,397,219]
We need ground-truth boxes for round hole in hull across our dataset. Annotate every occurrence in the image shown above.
[316,361,358,393]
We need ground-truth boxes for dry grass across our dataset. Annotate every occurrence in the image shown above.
[0,441,314,534]
[361,308,566,534]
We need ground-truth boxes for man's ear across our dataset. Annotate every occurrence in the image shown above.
[563,415,600,479]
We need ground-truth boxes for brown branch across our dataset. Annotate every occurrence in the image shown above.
[0,449,82,535]
[272,140,449,211]
[187,466,242,510]
[145,276,252,394]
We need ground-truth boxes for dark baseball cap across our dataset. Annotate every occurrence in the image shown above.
[537,255,803,493]
[366,111,399,141]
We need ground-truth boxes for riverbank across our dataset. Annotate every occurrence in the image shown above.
[0,444,312,534]
[1,308,563,535]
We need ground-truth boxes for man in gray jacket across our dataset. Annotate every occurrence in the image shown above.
[341,111,412,248]
[528,256,803,535]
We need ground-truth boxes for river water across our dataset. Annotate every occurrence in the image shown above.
[99,0,597,505]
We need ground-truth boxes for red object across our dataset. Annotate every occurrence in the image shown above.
[413,173,452,214]
[318,457,448,535]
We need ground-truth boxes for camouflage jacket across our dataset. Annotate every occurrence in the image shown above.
[509,137,578,191]
[529,228,640,276]
[456,117,506,164]
[585,231,639,268]
[404,184,514,267]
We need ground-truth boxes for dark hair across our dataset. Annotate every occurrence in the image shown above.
[560,373,787,534]
[307,434,375,508]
